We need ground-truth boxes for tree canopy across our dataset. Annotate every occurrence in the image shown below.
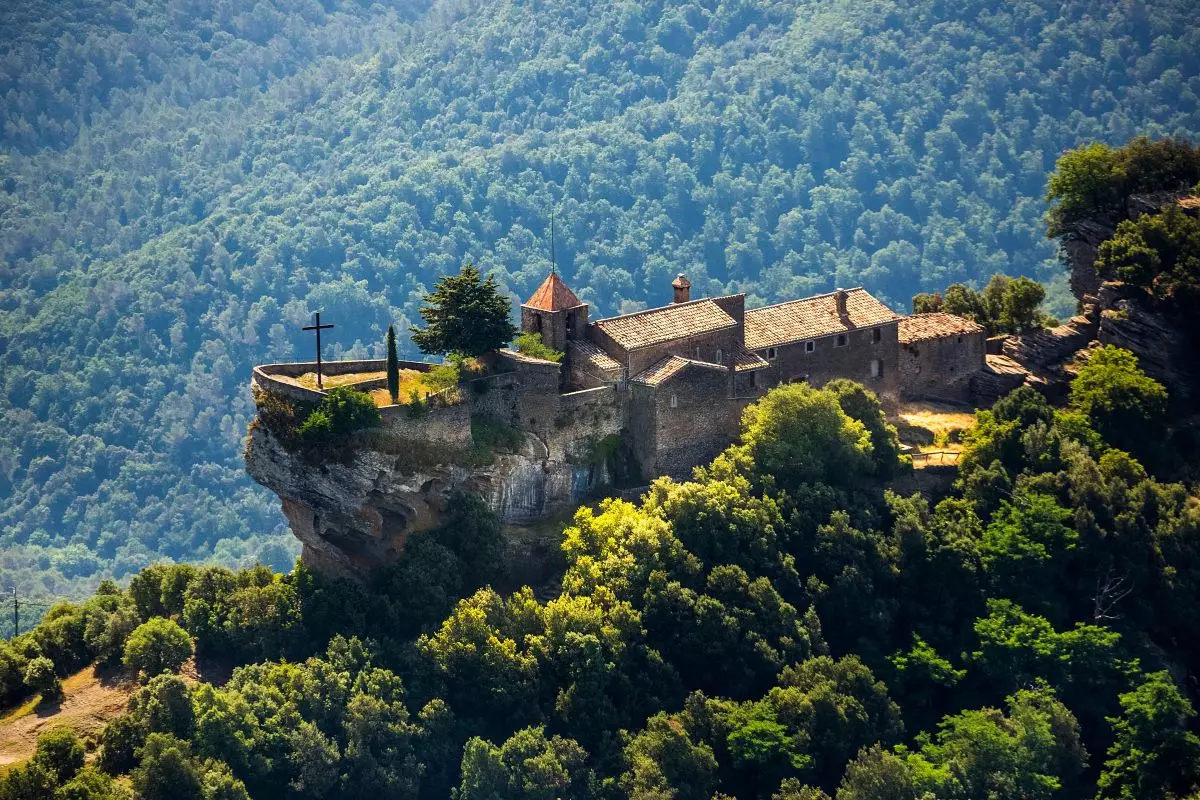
[411,265,518,358]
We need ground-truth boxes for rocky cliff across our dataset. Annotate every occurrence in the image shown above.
[245,422,613,579]
[245,354,629,579]
[1057,192,1199,401]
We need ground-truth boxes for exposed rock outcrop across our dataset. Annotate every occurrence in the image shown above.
[244,422,613,580]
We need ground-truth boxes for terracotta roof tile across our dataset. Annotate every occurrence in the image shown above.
[730,346,770,372]
[744,288,900,350]
[596,299,736,351]
[524,273,584,311]
[568,339,620,374]
[631,355,727,386]
[632,356,690,386]
[898,313,984,344]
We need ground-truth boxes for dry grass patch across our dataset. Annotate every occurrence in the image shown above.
[894,402,976,453]
[293,370,386,389]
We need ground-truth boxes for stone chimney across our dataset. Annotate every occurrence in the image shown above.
[672,273,692,304]
[835,288,850,323]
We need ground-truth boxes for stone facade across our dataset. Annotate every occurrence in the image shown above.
[754,321,899,394]
[898,313,987,402]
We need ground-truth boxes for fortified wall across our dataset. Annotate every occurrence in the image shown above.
[245,352,627,578]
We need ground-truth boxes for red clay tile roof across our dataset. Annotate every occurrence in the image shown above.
[524,272,584,311]
[744,288,900,350]
[595,299,737,351]
[631,355,727,386]
[898,313,984,344]
[568,339,621,374]
[730,346,770,372]
[632,356,690,386]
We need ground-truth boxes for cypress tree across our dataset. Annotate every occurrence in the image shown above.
[386,324,400,404]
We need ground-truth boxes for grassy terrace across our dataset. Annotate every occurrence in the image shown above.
[290,369,453,408]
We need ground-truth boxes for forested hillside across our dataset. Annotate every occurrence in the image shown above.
[3,0,1200,593]
[4,357,1200,799]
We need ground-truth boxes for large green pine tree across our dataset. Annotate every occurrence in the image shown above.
[410,265,517,358]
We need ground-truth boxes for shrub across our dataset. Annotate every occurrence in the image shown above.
[31,727,85,784]
[514,331,563,362]
[425,361,461,390]
[298,386,380,444]
[24,655,61,701]
[123,618,193,679]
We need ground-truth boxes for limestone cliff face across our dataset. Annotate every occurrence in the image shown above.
[245,423,611,578]
[1057,192,1199,401]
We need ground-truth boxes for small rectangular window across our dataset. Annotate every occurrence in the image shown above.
[872,328,881,344]
[957,336,963,344]
[836,334,847,347]
[767,347,777,360]
[805,341,815,353]
[715,348,723,363]
[670,394,678,408]
[749,372,757,388]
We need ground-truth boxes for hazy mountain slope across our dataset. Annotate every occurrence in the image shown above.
[1,0,1198,593]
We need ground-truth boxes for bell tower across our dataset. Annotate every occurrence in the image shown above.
[521,272,588,353]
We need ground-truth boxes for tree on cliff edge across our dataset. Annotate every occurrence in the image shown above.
[411,264,517,358]
[386,324,400,403]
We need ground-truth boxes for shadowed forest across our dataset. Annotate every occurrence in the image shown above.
[2,0,1199,595]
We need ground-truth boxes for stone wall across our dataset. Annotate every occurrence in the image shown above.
[378,401,472,447]
[755,322,899,396]
[626,327,740,377]
[651,365,744,479]
[899,331,986,402]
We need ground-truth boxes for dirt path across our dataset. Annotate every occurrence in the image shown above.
[0,666,137,767]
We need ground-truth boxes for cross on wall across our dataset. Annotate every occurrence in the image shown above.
[302,312,335,389]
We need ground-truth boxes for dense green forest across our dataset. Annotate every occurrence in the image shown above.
[3,0,1200,591]
[4,349,1200,799]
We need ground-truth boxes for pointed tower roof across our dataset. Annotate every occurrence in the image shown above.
[524,272,584,311]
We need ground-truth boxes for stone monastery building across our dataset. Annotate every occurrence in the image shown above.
[519,271,985,478]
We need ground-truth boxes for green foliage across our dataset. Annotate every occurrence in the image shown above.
[1047,137,1200,236]
[30,727,85,785]
[513,332,563,362]
[3,1,1200,596]
[123,617,193,679]
[469,413,526,457]
[297,386,381,444]
[1069,346,1167,459]
[455,726,594,800]
[1097,671,1200,800]
[839,685,1086,800]
[424,361,462,393]
[23,655,60,700]
[1098,204,1200,306]
[411,265,518,358]
[386,325,400,404]
[824,379,908,478]
[131,733,204,800]
[56,766,131,800]
[738,383,874,489]
[913,274,1053,334]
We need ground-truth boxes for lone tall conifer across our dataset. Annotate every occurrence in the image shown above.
[410,264,517,358]
[386,324,400,404]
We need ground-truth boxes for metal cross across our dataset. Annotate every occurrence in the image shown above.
[302,311,335,389]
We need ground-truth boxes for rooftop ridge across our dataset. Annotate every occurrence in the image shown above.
[745,286,868,314]
[592,292,745,325]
